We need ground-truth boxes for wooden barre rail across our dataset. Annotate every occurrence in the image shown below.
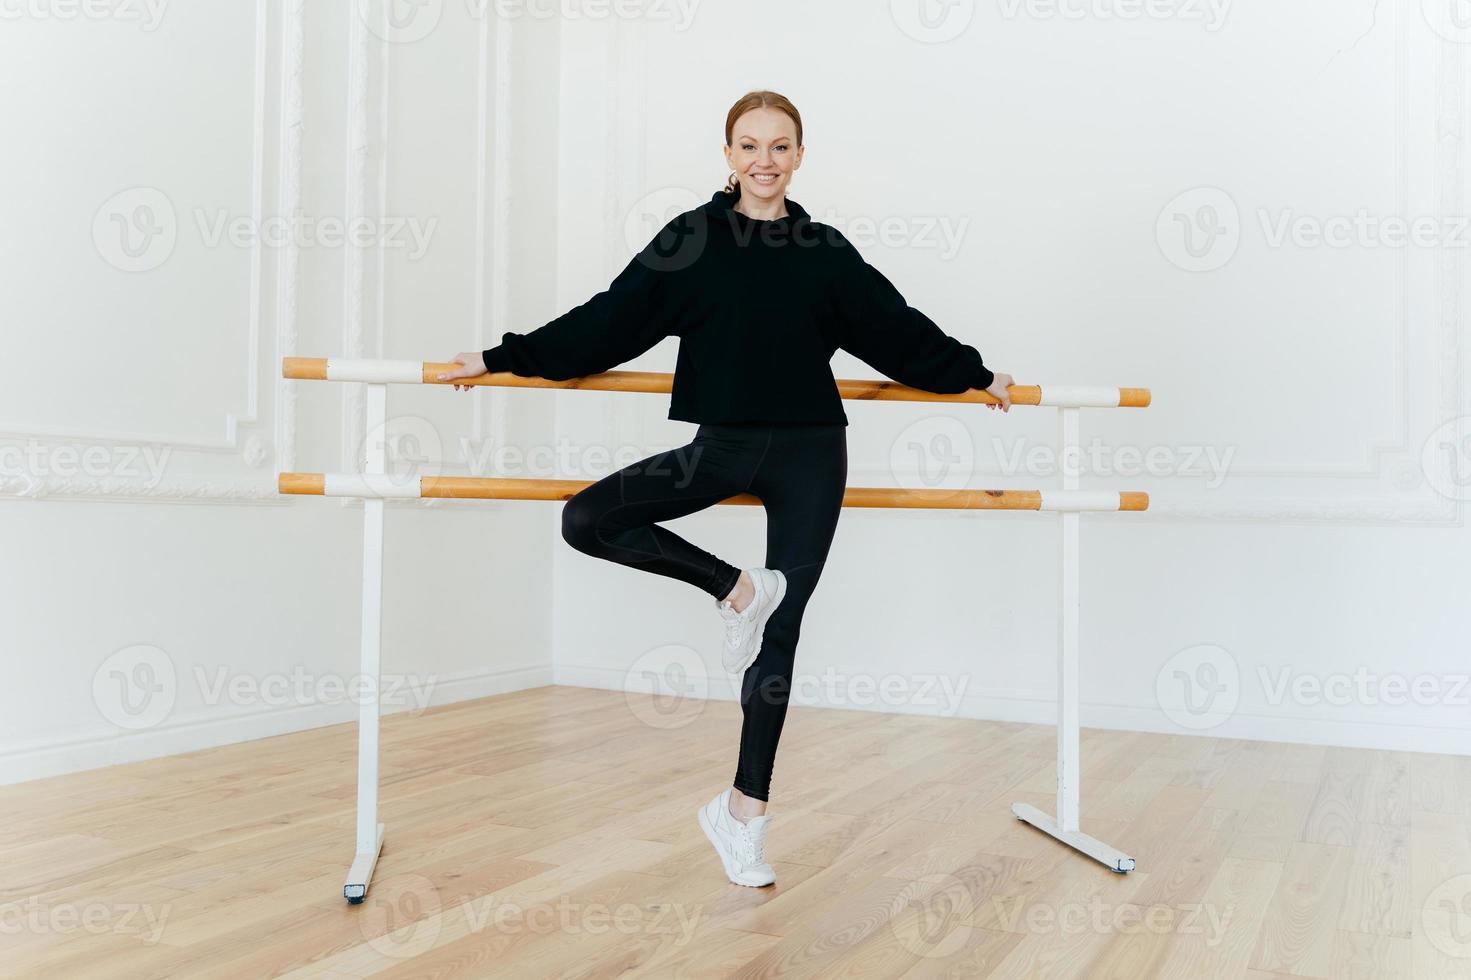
[278,473,1149,512]
[282,357,1151,409]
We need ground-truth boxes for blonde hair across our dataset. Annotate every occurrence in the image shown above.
[722,90,803,194]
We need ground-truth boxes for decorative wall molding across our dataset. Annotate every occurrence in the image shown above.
[602,6,1466,527]
[1,0,304,504]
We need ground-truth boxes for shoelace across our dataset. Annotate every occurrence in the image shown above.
[720,600,749,646]
[738,820,766,865]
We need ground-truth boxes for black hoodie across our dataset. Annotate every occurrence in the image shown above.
[480,189,994,426]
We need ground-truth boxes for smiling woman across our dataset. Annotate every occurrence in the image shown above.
[721,90,805,209]
[433,86,1014,891]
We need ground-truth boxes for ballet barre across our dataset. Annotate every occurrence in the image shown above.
[280,356,1151,902]
[283,356,1152,409]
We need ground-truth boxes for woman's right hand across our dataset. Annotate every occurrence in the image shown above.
[985,372,1014,412]
[437,352,489,391]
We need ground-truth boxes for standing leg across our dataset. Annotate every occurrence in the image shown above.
[733,424,848,804]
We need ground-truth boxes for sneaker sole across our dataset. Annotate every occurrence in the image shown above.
[697,805,774,887]
[725,569,787,675]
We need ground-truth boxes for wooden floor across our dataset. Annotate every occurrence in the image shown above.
[4,686,1470,979]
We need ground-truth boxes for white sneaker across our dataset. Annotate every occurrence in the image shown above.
[716,567,787,674]
[697,789,776,887]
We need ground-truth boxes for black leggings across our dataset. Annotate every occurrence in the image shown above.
[560,421,848,802]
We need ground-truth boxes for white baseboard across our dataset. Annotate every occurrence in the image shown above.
[552,662,1471,758]
[0,663,554,786]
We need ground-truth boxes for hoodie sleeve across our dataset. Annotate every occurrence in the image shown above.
[828,230,994,395]
[481,226,682,381]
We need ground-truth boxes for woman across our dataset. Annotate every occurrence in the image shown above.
[437,90,1014,888]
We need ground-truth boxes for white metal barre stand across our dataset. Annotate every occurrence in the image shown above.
[343,382,387,904]
[1011,406,1136,874]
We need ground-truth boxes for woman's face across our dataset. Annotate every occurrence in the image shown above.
[724,107,803,204]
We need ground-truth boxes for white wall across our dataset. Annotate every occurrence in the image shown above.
[546,0,1471,760]
[0,1,565,784]
[3,0,1468,786]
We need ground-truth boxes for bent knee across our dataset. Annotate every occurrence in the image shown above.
[560,495,603,553]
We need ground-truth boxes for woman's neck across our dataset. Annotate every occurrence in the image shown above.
[734,196,788,222]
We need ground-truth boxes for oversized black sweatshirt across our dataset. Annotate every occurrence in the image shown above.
[480,189,995,426]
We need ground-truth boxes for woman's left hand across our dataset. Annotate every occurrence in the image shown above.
[437,352,489,391]
[985,372,1014,412]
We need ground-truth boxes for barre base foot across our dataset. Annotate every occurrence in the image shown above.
[343,823,386,904]
[1011,803,1135,874]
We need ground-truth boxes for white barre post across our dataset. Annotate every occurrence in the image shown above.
[1011,405,1136,874]
[344,382,388,904]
